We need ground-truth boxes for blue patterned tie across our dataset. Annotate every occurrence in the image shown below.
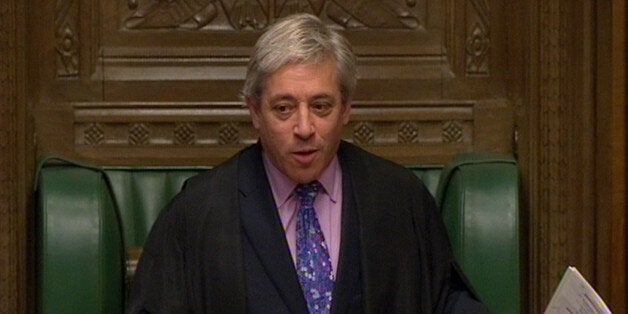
[295,181,334,314]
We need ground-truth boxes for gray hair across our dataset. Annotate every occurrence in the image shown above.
[242,13,357,104]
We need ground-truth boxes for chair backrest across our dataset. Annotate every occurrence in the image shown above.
[36,154,520,313]
[104,167,208,249]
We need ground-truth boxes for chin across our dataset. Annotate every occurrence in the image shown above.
[291,171,321,184]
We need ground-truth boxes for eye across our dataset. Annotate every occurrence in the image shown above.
[311,101,333,116]
[276,105,289,113]
[271,103,295,119]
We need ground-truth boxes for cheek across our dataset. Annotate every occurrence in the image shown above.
[258,117,292,144]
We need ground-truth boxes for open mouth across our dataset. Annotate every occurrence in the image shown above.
[292,149,318,164]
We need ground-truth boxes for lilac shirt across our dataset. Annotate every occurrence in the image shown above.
[262,153,343,279]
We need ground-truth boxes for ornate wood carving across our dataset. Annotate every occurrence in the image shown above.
[71,101,475,164]
[123,0,421,30]
[465,0,490,76]
[95,0,453,102]
[525,0,610,311]
[529,1,567,310]
[31,0,513,167]
[55,0,79,76]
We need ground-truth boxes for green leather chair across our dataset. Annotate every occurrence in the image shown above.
[436,153,521,313]
[36,163,125,313]
[36,153,520,313]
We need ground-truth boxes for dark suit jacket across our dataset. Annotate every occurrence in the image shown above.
[127,142,488,313]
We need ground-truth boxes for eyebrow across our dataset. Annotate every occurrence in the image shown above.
[266,93,337,104]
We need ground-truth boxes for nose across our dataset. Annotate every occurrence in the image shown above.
[294,104,314,139]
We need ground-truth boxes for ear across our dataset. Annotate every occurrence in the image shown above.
[246,97,261,130]
[341,100,351,125]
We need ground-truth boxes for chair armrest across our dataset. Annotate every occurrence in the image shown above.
[36,163,125,313]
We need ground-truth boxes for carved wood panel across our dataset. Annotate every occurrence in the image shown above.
[67,100,504,165]
[33,0,514,166]
[9,0,623,313]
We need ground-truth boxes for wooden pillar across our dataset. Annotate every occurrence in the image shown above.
[523,0,594,311]
[523,0,627,312]
[0,0,31,313]
[604,0,627,311]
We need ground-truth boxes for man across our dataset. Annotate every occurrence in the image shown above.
[128,13,488,313]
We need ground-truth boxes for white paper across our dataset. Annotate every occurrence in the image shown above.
[544,266,612,314]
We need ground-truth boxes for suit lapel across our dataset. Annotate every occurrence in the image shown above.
[237,144,308,313]
[337,142,418,312]
[330,163,362,314]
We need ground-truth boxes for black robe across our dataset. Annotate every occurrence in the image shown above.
[127,142,488,313]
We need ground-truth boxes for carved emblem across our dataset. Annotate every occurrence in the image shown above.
[174,123,196,145]
[353,121,375,144]
[398,121,419,144]
[218,122,240,144]
[129,123,151,145]
[55,0,79,76]
[442,121,463,143]
[84,123,105,145]
[465,0,490,75]
[124,0,420,30]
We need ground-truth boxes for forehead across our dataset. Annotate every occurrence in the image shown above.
[261,60,341,99]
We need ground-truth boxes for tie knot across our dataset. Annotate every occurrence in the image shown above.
[295,181,321,206]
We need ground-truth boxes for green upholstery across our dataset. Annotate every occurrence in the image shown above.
[104,168,208,249]
[436,152,521,314]
[35,153,520,313]
[407,165,443,196]
[36,165,125,313]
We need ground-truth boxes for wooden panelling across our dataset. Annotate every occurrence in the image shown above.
[1,0,32,313]
[523,0,600,311]
[0,0,618,313]
[522,0,627,312]
[98,0,448,101]
[32,0,514,166]
[47,100,507,165]
[607,0,626,311]
[0,0,19,311]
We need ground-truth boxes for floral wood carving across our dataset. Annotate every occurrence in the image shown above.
[465,0,490,76]
[124,0,420,30]
[55,0,79,76]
